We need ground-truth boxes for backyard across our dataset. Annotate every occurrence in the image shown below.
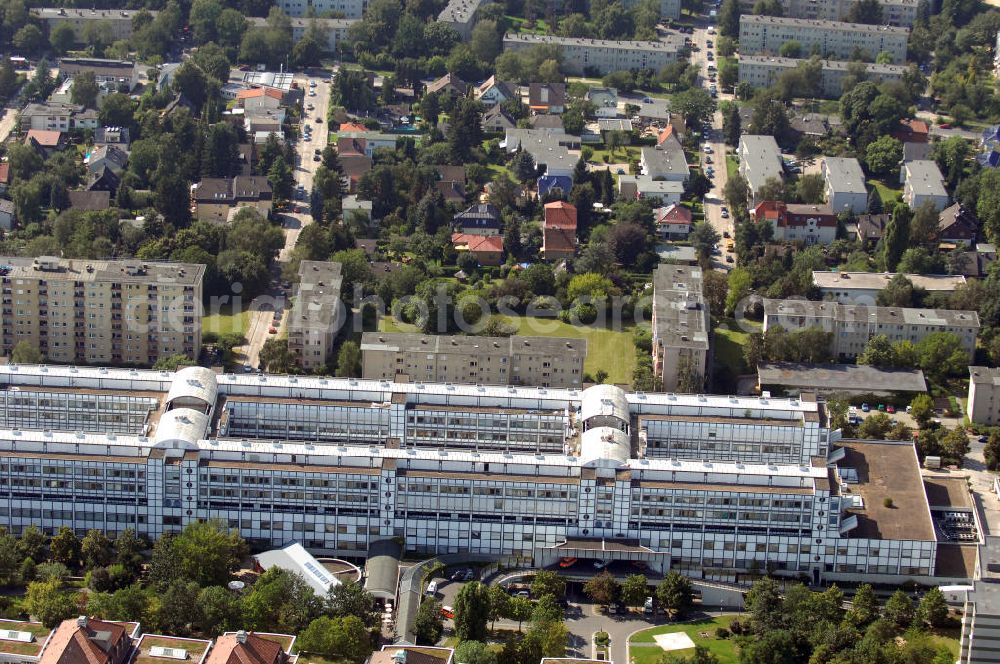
[629,615,740,664]
[867,178,902,206]
[202,305,250,338]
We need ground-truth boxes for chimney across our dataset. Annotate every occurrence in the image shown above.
[236,630,248,644]
[77,616,88,628]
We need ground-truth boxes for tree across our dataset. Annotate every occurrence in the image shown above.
[908,393,934,427]
[81,530,113,571]
[13,25,45,55]
[241,567,323,633]
[19,527,48,563]
[656,571,694,620]
[858,335,898,368]
[846,583,879,627]
[24,579,77,627]
[530,571,566,599]
[915,332,967,382]
[297,615,370,663]
[621,574,649,607]
[583,571,620,607]
[259,338,293,373]
[690,221,721,264]
[268,155,294,202]
[454,581,491,641]
[867,188,884,214]
[884,590,914,630]
[749,91,791,143]
[414,600,444,644]
[915,587,949,628]
[725,267,752,317]
[167,520,248,587]
[858,411,892,439]
[447,97,485,162]
[505,596,534,631]
[941,426,971,462]
[880,204,911,272]
[845,0,884,23]
[197,586,243,635]
[986,432,1000,471]
[865,136,903,178]
[672,88,716,131]
[487,584,510,629]
[719,0,741,36]
[778,40,802,57]
[10,341,42,364]
[157,579,201,634]
[0,532,19,586]
[795,174,826,204]
[745,577,784,633]
[909,200,941,247]
[49,527,80,568]
[336,341,361,377]
[511,149,537,184]
[456,641,498,664]
[326,580,379,628]
[529,620,568,658]
[50,23,76,54]
[724,174,750,212]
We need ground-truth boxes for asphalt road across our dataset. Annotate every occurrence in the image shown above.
[233,70,332,369]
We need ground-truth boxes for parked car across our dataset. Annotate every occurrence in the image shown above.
[559,557,578,568]
[721,209,729,218]
[703,145,713,153]
[861,403,870,412]
[594,559,611,570]
[439,606,455,619]
[426,581,438,596]
[980,435,989,443]
[725,255,734,263]
[242,364,253,373]
[514,589,530,598]
[887,405,896,414]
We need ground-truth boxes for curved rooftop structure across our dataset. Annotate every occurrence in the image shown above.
[580,384,629,431]
[165,366,218,413]
[579,427,630,466]
[153,408,210,449]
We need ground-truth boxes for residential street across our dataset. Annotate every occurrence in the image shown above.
[233,71,332,369]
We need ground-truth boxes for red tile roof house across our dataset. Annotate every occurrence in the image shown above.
[654,203,693,239]
[542,200,578,261]
[892,118,930,144]
[451,233,504,266]
[752,200,838,246]
[204,631,296,664]
[38,616,139,664]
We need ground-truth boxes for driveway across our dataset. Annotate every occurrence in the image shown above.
[233,71,333,368]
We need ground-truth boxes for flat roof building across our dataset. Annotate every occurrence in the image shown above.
[34,7,157,42]
[738,15,909,64]
[738,56,906,98]
[735,0,918,26]
[812,271,967,303]
[246,17,357,51]
[651,264,709,392]
[287,261,344,372]
[0,256,203,367]
[360,332,586,388]
[763,298,978,360]
[277,0,365,18]
[502,33,684,76]
[968,366,1000,426]
[822,156,869,215]
[758,361,927,397]
[738,135,784,205]
[901,160,949,211]
[0,363,954,585]
[437,0,485,40]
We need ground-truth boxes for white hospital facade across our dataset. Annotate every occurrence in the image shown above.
[0,364,969,585]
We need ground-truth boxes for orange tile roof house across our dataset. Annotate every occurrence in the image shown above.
[204,631,294,664]
[542,201,577,261]
[654,203,693,239]
[752,200,838,245]
[39,616,137,664]
[235,87,284,110]
[892,118,930,143]
[451,233,504,266]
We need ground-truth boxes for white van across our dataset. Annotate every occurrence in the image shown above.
[426,581,438,596]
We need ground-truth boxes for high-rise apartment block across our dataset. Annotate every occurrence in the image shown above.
[739,15,909,64]
[735,0,918,26]
[0,256,203,366]
[652,264,709,392]
[359,332,586,387]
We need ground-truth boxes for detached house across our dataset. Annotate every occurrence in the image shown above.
[481,105,516,133]
[453,203,502,235]
[452,233,504,265]
[753,201,838,245]
[640,132,689,182]
[654,203,693,239]
[938,202,979,246]
[426,73,468,97]
[542,200,577,261]
[528,83,566,114]
[235,87,284,110]
[193,176,273,223]
[474,76,517,105]
[87,144,128,176]
[40,616,139,664]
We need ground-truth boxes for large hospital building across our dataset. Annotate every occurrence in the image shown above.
[0,364,978,585]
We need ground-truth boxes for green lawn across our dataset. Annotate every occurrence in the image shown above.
[202,305,250,338]
[494,315,638,384]
[504,15,553,33]
[630,615,740,664]
[714,322,750,375]
[589,146,640,165]
[726,155,738,179]
[867,178,901,206]
[928,627,960,658]
[378,315,422,334]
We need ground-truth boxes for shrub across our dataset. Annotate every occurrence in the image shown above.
[883,497,894,508]
[715,627,730,639]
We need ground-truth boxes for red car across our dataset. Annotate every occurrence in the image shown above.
[887,405,896,413]
[938,122,952,129]
[268,326,277,334]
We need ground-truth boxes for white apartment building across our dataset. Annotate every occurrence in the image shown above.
[287,261,344,372]
[738,135,784,205]
[652,264,709,392]
[502,34,684,76]
[968,367,1000,426]
[0,256,203,366]
[763,298,979,360]
[437,0,485,40]
[738,15,909,64]
[812,271,967,304]
[738,56,906,98]
[247,17,357,51]
[822,157,869,214]
[360,333,586,388]
[276,0,365,18]
[901,160,949,211]
[736,0,918,26]
[0,365,956,585]
[33,7,157,42]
